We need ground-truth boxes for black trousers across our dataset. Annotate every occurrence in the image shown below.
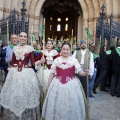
[75,74,88,98]
[111,75,120,96]
[3,69,8,81]
[107,67,112,86]
[94,69,108,90]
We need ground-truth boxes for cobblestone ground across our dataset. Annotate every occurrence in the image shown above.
[0,70,120,120]
[90,88,120,120]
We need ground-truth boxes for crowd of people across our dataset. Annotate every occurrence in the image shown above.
[0,32,120,120]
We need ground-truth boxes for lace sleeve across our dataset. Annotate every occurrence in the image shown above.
[74,58,82,73]
[53,49,58,56]
[50,58,57,73]
[28,46,34,52]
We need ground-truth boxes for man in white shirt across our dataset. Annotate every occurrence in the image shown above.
[73,40,94,98]
[6,34,18,63]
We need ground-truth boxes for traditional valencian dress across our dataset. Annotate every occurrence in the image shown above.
[42,56,85,120]
[36,49,58,92]
[0,45,40,120]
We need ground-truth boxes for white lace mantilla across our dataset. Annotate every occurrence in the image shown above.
[50,56,82,74]
[42,49,58,65]
[42,49,58,57]
[13,45,34,60]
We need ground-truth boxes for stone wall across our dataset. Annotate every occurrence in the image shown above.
[0,0,120,43]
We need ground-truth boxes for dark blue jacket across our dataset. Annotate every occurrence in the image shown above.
[0,46,8,70]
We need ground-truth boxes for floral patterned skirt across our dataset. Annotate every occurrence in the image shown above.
[0,105,40,120]
[0,67,40,117]
[42,77,85,120]
[36,68,50,93]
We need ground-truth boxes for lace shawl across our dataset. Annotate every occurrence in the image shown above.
[13,45,34,60]
[50,56,82,74]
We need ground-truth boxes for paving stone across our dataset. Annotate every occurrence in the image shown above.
[90,118,101,120]
[90,88,120,120]
[103,117,116,120]
[116,111,120,118]
[90,110,103,119]
[102,104,116,111]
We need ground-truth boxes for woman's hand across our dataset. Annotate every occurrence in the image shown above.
[35,61,40,66]
[78,70,90,76]
[85,70,92,79]
[41,57,45,64]
[36,61,41,65]
[6,58,10,63]
[85,70,89,76]
[35,57,45,65]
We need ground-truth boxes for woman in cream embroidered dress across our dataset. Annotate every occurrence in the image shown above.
[0,32,40,120]
[42,42,88,120]
[35,40,58,92]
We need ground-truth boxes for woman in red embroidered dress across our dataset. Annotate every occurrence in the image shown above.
[42,42,88,120]
[0,32,40,119]
[35,40,59,92]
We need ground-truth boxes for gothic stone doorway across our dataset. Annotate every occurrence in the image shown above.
[42,4,79,41]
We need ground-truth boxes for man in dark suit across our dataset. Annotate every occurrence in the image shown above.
[0,43,8,81]
[108,40,120,97]
[93,45,109,94]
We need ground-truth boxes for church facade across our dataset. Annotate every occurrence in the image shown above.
[0,0,120,43]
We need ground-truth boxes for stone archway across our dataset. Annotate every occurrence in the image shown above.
[40,1,83,42]
[1,0,120,43]
[35,0,84,43]
[33,0,99,43]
